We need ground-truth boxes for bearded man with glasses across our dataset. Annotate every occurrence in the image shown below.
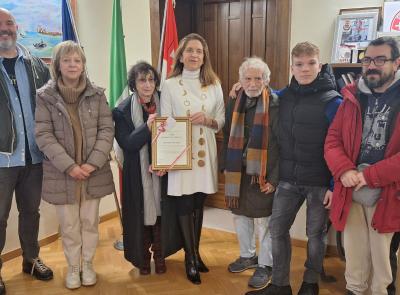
[325,37,400,295]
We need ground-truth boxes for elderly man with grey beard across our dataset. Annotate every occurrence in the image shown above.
[0,8,53,294]
[222,57,279,290]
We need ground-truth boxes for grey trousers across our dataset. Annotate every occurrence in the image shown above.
[0,164,42,267]
[233,214,273,267]
[269,181,328,286]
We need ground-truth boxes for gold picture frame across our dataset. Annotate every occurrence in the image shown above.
[151,117,192,170]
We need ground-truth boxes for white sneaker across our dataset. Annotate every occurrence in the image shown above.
[81,261,97,286]
[65,265,81,289]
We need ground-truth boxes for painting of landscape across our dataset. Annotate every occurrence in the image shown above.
[0,0,62,58]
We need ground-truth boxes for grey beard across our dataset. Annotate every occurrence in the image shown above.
[244,89,262,98]
[0,39,15,51]
[364,73,393,90]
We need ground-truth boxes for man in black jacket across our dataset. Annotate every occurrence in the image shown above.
[0,8,53,294]
[246,42,342,295]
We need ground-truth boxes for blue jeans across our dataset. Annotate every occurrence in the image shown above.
[269,181,328,286]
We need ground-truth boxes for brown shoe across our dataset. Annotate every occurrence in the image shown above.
[140,226,152,275]
[154,257,166,274]
[139,265,151,275]
[152,217,166,274]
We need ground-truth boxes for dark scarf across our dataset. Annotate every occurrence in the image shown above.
[224,87,270,208]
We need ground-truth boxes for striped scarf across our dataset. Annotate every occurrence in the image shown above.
[224,88,270,208]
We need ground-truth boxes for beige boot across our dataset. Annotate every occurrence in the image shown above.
[81,261,97,286]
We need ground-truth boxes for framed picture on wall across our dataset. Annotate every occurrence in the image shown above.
[331,12,379,63]
[340,6,382,29]
[0,0,67,59]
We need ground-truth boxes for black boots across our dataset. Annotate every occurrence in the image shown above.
[178,214,201,284]
[193,208,209,273]
[177,206,209,284]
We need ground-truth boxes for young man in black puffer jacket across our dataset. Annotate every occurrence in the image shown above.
[246,42,342,295]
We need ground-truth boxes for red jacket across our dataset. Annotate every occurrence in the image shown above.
[324,83,400,233]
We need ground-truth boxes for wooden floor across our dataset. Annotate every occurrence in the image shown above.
[1,217,346,294]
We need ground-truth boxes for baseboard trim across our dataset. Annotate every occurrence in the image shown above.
[100,210,120,223]
[1,210,121,263]
[1,233,60,263]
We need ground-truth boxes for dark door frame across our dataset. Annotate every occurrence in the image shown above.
[149,0,292,89]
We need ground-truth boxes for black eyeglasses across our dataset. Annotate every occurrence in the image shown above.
[360,56,395,66]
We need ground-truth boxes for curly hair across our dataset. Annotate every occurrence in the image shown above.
[127,61,160,92]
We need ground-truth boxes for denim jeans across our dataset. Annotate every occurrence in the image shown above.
[269,181,328,286]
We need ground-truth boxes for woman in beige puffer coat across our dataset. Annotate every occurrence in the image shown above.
[35,41,114,290]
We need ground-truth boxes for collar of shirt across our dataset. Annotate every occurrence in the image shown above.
[0,46,24,63]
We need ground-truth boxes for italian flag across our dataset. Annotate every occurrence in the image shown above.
[109,0,128,109]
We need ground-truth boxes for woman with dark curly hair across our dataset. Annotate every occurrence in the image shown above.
[113,61,166,275]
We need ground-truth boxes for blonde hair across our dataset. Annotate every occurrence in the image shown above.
[291,41,320,58]
[50,40,86,81]
[169,33,219,87]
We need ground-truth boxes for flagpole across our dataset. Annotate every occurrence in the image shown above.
[157,0,169,72]
[66,0,81,46]
[109,0,127,251]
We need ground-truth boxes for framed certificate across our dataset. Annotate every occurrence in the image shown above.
[151,117,192,170]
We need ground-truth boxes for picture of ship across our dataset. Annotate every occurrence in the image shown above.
[1,0,62,58]
[33,39,47,49]
[37,25,62,37]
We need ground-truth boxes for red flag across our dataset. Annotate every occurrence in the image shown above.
[160,0,178,88]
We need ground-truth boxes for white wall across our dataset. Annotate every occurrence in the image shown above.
[76,0,152,89]
[291,0,384,63]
